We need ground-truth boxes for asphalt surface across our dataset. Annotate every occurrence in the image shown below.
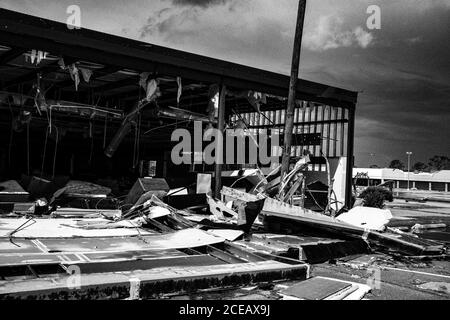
[170,197,450,300]
[312,257,450,300]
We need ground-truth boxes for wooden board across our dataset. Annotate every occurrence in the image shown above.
[233,233,369,263]
[0,249,187,267]
[281,277,352,300]
[53,208,121,219]
[0,218,154,238]
[0,254,224,278]
[0,228,226,254]
[70,254,224,274]
[262,211,445,255]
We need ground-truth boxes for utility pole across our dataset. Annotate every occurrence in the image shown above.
[281,0,307,179]
[406,151,412,190]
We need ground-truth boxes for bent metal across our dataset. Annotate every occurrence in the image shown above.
[171,121,280,166]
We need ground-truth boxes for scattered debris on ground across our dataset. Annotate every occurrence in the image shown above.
[0,154,448,300]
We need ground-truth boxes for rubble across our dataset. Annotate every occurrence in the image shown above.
[336,206,393,231]
[0,8,448,301]
[0,152,447,301]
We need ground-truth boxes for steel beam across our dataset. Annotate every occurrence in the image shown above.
[214,84,226,198]
[2,57,78,89]
[0,8,358,107]
[345,106,356,209]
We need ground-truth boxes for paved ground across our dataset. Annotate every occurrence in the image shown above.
[311,199,450,300]
[169,198,450,300]
[393,190,450,203]
[169,255,450,300]
[312,256,450,300]
[387,198,450,245]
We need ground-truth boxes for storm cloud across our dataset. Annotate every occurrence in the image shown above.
[171,0,229,7]
[0,0,449,166]
[304,15,374,51]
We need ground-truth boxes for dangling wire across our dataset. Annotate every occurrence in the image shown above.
[305,186,325,211]
[49,105,52,134]
[103,115,107,149]
[143,120,189,135]
[52,126,59,180]
[321,149,334,215]
[33,74,43,116]
[40,126,48,178]
[7,97,14,170]
[8,217,36,247]
[89,120,94,166]
[41,124,59,179]
[137,113,142,166]
[132,85,142,169]
[132,118,139,169]
[26,121,30,176]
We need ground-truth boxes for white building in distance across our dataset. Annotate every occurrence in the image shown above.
[353,168,450,192]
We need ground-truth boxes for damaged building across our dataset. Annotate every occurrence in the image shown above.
[0,9,447,301]
[0,8,357,208]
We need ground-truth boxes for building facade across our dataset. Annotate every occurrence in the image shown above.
[353,168,450,192]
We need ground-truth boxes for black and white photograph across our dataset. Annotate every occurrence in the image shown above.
[0,0,448,307]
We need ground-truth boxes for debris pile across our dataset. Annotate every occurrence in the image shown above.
[0,153,447,300]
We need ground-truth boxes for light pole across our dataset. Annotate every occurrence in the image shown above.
[369,153,375,167]
[406,152,412,190]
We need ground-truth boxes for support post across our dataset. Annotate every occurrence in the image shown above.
[406,152,412,190]
[281,0,307,178]
[345,106,356,209]
[214,84,226,198]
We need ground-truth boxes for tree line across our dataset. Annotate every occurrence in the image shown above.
[387,155,450,172]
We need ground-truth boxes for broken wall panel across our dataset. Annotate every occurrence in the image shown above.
[230,103,350,162]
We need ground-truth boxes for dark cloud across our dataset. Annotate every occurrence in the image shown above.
[300,3,450,166]
[136,0,450,167]
[139,2,294,73]
[6,0,447,167]
[171,0,228,8]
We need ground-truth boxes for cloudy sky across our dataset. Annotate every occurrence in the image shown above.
[1,0,449,167]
